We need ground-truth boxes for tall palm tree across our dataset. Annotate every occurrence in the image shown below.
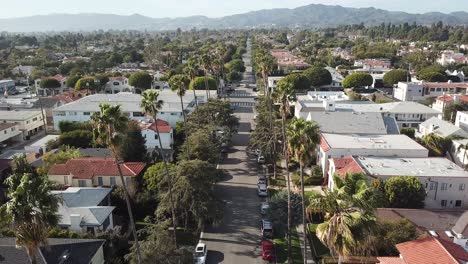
[458,142,468,170]
[1,155,60,264]
[309,189,376,263]
[272,78,297,264]
[184,58,199,108]
[140,90,178,248]
[91,103,142,263]
[287,117,320,263]
[200,54,212,99]
[169,74,191,156]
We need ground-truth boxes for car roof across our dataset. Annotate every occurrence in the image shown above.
[261,240,273,246]
[258,184,267,188]
[195,243,206,251]
[262,219,273,228]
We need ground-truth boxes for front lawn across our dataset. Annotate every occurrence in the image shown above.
[273,229,303,264]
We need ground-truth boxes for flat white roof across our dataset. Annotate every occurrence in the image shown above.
[0,110,42,120]
[322,133,427,151]
[27,135,59,147]
[356,157,468,178]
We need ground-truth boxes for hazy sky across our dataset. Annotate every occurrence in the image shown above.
[1,0,467,18]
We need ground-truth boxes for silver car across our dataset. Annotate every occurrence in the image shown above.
[194,243,207,264]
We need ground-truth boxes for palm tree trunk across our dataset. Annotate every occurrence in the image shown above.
[26,246,37,264]
[281,113,292,264]
[115,160,142,264]
[192,88,199,108]
[154,114,179,248]
[265,72,277,179]
[300,162,307,264]
[204,74,210,99]
[180,96,190,157]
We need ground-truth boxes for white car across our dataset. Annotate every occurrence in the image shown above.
[260,202,270,215]
[194,243,207,264]
[258,184,268,197]
[257,155,265,164]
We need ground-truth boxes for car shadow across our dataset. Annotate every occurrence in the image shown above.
[206,250,224,264]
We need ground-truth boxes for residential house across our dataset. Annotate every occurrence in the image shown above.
[0,110,45,139]
[267,76,284,91]
[418,117,468,138]
[321,134,428,179]
[352,59,392,88]
[456,111,468,131]
[35,74,68,96]
[329,156,468,209]
[446,69,466,82]
[24,135,59,154]
[394,82,468,102]
[139,119,174,160]
[270,49,310,72]
[52,187,114,234]
[432,94,468,116]
[48,158,145,190]
[0,80,15,94]
[0,237,105,264]
[0,123,21,144]
[104,77,134,94]
[394,237,468,264]
[437,50,468,66]
[307,112,389,135]
[52,90,216,130]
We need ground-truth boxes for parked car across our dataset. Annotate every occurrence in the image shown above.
[261,240,275,261]
[0,143,8,149]
[257,184,268,197]
[260,202,270,215]
[255,149,261,156]
[257,155,265,164]
[261,219,273,238]
[194,243,207,264]
[258,175,267,185]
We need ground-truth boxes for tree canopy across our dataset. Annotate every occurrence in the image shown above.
[281,73,311,91]
[383,176,426,208]
[189,76,217,90]
[383,69,408,87]
[303,67,332,87]
[129,71,153,90]
[75,77,98,91]
[342,73,373,88]
[39,78,61,89]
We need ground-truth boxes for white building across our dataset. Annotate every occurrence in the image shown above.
[452,138,468,169]
[139,119,173,150]
[24,134,59,154]
[394,82,468,102]
[437,50,468,66]
[455,111,468,131]
[320,133,428,178]
[51,187,114,234]
[329,156,468,209]
[0,123,21,144]
[52,90,215,130]
[418,117,468,138]
[432,94,468,115]
[34,74,68,96]
[0,110,45,139]
[267,76,284,91]
[446,70,465,82]
[0,80,15,94]
[104,77,134,94]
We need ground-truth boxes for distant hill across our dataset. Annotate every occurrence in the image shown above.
[0,4,467,32]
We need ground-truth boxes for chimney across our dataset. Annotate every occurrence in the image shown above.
[70,214,82,231]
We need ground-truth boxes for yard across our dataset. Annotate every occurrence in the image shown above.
[273,229,303,264]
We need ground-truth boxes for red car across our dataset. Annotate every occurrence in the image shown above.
[261,240,275,261]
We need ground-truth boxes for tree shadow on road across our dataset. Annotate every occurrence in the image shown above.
[206,250,224,264]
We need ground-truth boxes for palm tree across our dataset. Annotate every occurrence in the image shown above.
[309,189,376,263]
[1,155,60,264]
[421,133,451,157]
[184,58,199,108]
[287,117,320,263]
[140,90,179,248]
[169,74,191,156]
[458,142,468,170]
[200,54,212,99]
[91,103,142,263]
[272,78,297,264]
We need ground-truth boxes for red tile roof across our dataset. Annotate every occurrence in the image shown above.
[142,119,172,133]
[376,257,405,264]
[436,94,468,103]
[320,135,331,152]
[51,74,66,81]
[109,77,128,82]
[332,156,365,178]
[423,82,468,89]
[396,236,468,264]
[48,158,145,179]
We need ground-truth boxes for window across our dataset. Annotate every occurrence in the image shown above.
[83,112,91,116]
[64,176,69,185]
[3,131,6,134]
[133,112,144,117]
[113,82,120,86]
[460,184,466,191]
[87,227,95,235]
[55,111,66,116]
[110,177,116,186]
[98,177,103,186]
[26,121,30,124]
[32,117,38,121]
[154,134,159,140]
[78,180,87,187]
[430,182,436,190]
[456,200,462,207]
[441,200,447,207]
[11,127,15,131]
[170,113,178,116]
[69,112,77,116]
[441,183,448,191]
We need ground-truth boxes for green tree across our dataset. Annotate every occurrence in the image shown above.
[140,90,178,248]
[65,75,81,88]
[420,133,452,157]
[383,176,426,208]
[267,190,303,236]
[184,58,200,108]
[383,69,409,87]
[419,72,448,82]
[129,71,153,91]
[189,76,217,90]
[178,129,221,164]
[281,73,311,91]
[120,122,147,162]
[226,71,242,83]
[91,104,142,263]
[303,67,333,87]
[309,189,376,262]
[58,121,92,133]
[342,73,373,88]
[0,155,59,264]
[58,130,93,148]
[169,74,191,156]
[144,162,176,194]
[38,146,83,175]
[287,117,320,264]
[75,77,97,93]
[400,128,416,139]
[225,59,245,72]
[39,78,61,95]
[375,219,418,256]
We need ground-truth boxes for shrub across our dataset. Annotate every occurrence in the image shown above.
[190,76,217,90]
[342,72,373,88]
[58,121,93,133]
[383,69,408,87]
[59,130,93,148]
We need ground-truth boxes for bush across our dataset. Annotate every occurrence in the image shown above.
[384,176,426,208]
[303,67,332,87]
[190,76,217,90]
[383,69,408,87]
[342,72,373,88]
[59,130,93,148]
[291,171,323,186]
[58,121,93,133]
[40,78,61,89]
[419,72,448,82]
[129,71,152,90]
[400,128,416,139]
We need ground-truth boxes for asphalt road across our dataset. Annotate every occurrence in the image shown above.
[203,40,268,264]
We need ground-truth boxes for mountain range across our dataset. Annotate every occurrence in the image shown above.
[0,4,467,32]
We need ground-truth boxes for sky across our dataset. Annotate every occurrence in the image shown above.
[1,0,467,19]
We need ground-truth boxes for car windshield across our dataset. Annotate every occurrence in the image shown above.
[194,251,205,258]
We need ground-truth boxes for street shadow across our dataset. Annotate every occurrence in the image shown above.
[222,157,243,165]
[206,250,224,264]
[235,107,254,114]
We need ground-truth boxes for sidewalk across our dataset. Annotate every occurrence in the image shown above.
[296,225,315,264]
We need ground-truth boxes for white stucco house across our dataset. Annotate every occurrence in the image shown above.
[394,82,468,102]
[0,110,45,139]
[104,77,134,94]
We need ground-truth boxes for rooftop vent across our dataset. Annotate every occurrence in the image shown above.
[428,230,438,237]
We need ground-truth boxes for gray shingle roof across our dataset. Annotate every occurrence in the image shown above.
[307,111,387,135]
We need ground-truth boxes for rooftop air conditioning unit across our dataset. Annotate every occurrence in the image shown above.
[428,230,438,237]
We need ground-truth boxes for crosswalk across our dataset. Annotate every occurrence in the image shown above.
[228,91,254,98]
[229,101,256,107]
